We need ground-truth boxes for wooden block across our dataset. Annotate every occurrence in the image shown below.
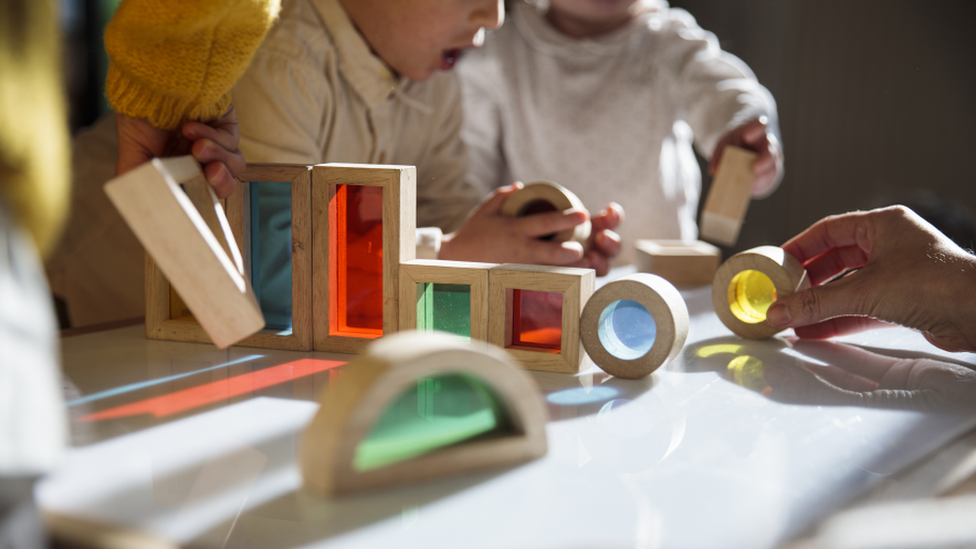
[398,259,496,344]
[312,164,417,353]
[44,511,178,549]
[500,181,591,245]
[105,156,264,349]
[301,331,548,495]
[580,273,689,379]
[699,146,758,246]
[634,239,721,286]
[487,264,595,373]
[712,245,810,339]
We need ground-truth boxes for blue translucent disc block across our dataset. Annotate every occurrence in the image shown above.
[597,299,656,360]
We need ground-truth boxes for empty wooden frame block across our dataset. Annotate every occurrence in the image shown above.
[301,331,548,495]
[500,181,591,244]
[712,245,810,339]
[312,164,417,353]
[488,264,594,373]
[106,156,264,349]
[635,239,721,286]
[223,164,314,350]
[580,273,689,379]
[699,146,758,246]
[398,259,495,343]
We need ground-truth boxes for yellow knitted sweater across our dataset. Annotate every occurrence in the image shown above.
[105,0,282,130]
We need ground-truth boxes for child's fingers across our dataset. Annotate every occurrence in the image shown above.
[203,162,237,199]
[592,202,624,232]
[480,182,524,214]
[514,208,588,239]
[182,121,240,153]
[523,240,584,265]
[191,138,247,179]
[592,229,621,259]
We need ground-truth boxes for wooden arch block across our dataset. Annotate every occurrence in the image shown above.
[301,331,548,495]
[106,156,264,349]
[635,239,721,286]
[312,164,417,353]
[580,273,689,379]
[699,146,757,246]
[398,259,495,343]
[500,181,591,245]
[488,264,594,373]
[712,245,809,339]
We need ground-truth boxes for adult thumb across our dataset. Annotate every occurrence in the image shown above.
[766,283,858,329]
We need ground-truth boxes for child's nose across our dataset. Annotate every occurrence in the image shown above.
[470,0,505,31]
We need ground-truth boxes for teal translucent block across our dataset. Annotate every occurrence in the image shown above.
[353,374,511,471]
[416,283,471,341]
[250,182,292,332]
[597,299,656,360]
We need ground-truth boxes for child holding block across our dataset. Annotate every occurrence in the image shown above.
[458,0,784,263]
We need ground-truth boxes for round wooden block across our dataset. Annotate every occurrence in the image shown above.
[580,273,689,379]
[500,181,592,244]
[711,245,810,339]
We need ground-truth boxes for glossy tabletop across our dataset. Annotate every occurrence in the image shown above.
[38,273,976,549]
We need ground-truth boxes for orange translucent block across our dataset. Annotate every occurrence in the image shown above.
[330,185,384,337]
[511,289,562,353]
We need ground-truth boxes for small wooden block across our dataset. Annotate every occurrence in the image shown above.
[699,146,758,246]
[312,164,417,353]
[301,331,548,495]
[580,273,689,379]
[634,239,721,286]
[398,259,496,344]
[712,245,810,339]
[487,263,595,373]
[499,181,591,245]
[44,511,177,549]
[105,156,264,349]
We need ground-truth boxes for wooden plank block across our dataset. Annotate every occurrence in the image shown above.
[312,164,417,353]
[712,245,810,339]
[301,331,547,495]
[580,273,689,379]
[699,146,758,246]
[105,156,264,349]
[500,181,591,244]
[487,263,594,373]
[398,259,495,344]
[634,239,721,286]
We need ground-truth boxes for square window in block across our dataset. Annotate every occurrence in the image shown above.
[510,289,562,353]
[416,283,472,340]
[250,181,293,332]
[330,184,384,338]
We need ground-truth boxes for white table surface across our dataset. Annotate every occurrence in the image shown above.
[38,278,976,549]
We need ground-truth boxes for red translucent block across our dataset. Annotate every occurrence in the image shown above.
[330,184,384,337]
[511,289,562,353]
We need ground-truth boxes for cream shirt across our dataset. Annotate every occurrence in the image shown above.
[231,0,482,236]
[457,1,780,263]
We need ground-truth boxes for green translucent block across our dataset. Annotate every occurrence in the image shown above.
[416,283,471,341]
[353,373,510,471]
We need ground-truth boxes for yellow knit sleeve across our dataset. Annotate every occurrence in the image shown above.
[105,0,281,130]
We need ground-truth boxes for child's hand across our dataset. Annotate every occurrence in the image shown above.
[439,182,589,266]
[709,117,783,198]
[115,105,245,199]
[570,202,623,276]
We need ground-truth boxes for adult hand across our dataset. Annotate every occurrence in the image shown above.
[570,202,623,276]
[765,206,976,353]
[115,105,245,199]
[439,182,588,266]
[709,117,783,198]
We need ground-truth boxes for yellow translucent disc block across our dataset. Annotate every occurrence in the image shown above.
[727,269,776,324]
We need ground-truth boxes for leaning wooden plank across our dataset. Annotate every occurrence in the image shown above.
[104,156,264,349]
[699,146,758,246]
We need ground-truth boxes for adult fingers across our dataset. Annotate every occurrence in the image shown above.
[792,316,892,340]
[800,245,869,286]
[781,212,871,265]
[765,277,871,329]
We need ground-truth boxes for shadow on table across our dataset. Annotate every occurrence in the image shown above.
[531,365,660,423]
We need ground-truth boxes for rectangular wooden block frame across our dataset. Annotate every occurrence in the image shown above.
[699,145,758,246]
[398,259,495,343]
[635,239,721,286]
[145,163,313,350]
[488,264,595,373]
[312,164,417,353]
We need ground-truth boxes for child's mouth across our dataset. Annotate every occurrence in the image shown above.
[441,49,461,70]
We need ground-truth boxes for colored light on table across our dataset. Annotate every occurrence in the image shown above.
[511,289,562,352]
[727,269,777,324]
[727,355,771,396]
[330,184,384,338]
[597,299,656,360]
[417,283,471,340]
[353,374,510,471]
[250,181,293,331]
